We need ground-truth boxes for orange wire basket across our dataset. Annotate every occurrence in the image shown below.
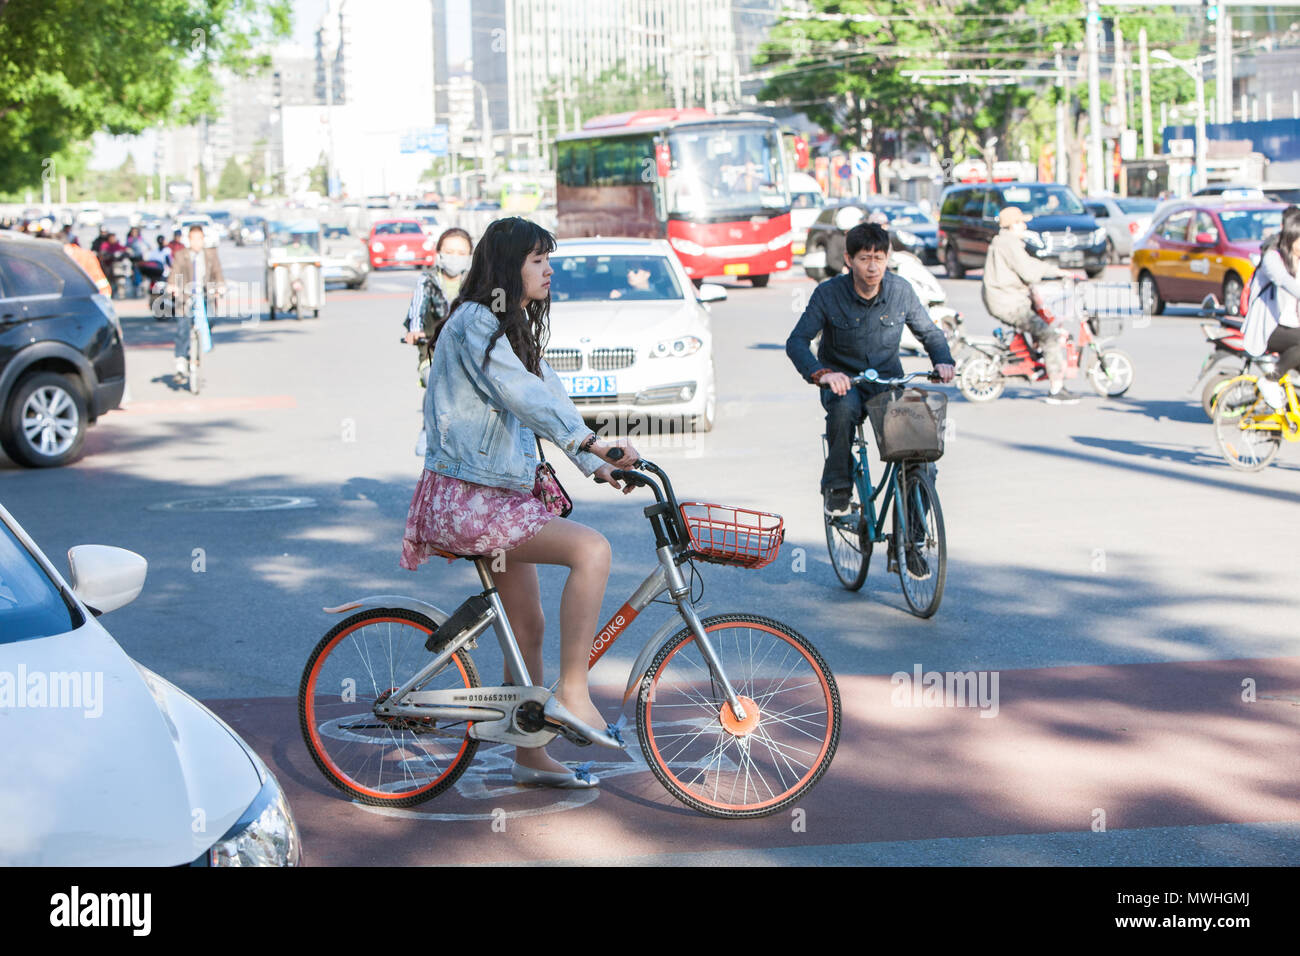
[678,501,785,570]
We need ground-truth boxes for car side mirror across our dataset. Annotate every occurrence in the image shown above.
[1194,232,1217,245]
[696,283,727,303]
[67,545,147,615]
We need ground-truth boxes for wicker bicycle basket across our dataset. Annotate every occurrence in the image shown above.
[865,387,948,463]
[678,502,784,570]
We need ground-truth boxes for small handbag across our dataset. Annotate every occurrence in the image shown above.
[532,438,573,518]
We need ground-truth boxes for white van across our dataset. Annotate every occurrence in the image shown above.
[788,172,825,256]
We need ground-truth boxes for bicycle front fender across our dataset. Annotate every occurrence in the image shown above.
[323,594,450,626]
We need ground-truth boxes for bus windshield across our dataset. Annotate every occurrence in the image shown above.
[665,124,789,217]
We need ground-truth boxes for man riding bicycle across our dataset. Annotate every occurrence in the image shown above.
[981,206,1081,404]
[786,222,955,515]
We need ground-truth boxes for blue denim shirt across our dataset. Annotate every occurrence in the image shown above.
[423,301,605,492]
[786,271,954,383]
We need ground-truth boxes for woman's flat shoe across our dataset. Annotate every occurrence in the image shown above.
[511,762,599,789]
[542,698,625,750]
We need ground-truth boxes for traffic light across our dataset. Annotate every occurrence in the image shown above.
[1205,0,1220,21]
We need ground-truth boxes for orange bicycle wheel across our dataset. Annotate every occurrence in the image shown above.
[637,614,840,818]
[299,608,480,807]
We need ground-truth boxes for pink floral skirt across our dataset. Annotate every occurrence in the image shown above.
[400,470,553,570]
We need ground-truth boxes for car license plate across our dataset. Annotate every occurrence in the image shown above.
[1059,251,1084,266]
[561,375,616,397]
[396,247,415,260]
[792,241,806,255]
[723,263,750,275]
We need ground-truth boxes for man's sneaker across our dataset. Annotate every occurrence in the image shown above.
[904,545,930,579]
[823,487,852,516]
[1045,388,1080,405]
[1256,376,1286,410]
[175,357,188,377]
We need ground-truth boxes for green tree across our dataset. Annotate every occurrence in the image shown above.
[307,152,328,194]
[756,0,1207,179]
[0,0,291,191]
[215,156,251,199]
[538,61,670,133]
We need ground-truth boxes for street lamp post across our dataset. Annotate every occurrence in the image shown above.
[1150,49,1209,192]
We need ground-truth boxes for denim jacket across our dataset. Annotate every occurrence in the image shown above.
[423,301,605,492]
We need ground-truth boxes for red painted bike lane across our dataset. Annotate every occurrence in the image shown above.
[207,655,1300,865]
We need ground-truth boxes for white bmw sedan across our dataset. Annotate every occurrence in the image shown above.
[546,239,722,433]
[0,502,300,866]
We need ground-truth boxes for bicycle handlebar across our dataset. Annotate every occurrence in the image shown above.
[819,369,942,388]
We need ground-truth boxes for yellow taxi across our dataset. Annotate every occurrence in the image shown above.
[1131,200,1287,315]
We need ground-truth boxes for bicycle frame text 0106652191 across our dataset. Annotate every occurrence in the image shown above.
[298,454,841,819]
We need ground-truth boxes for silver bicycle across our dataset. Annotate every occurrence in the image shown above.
[299,455,841,818]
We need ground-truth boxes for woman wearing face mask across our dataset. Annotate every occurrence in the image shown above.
[404,227,473,454]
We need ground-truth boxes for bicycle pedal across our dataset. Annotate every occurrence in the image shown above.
[545,719,593,747]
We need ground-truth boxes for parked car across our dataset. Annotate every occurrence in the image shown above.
[1083,195,1159,262]
[75,203,103,228]
[0,501,301,865]
[322,223,370,289]
[173,213,220,248]
[1131,199,1287,315]
[413,213,441,237]
[804,198,940,280]
[0,232,125,467]
[788,172,826,256]
[207,209,234,238]
[1263,183,1300,204]
[1192,184,1265,199]
[236,216,267,246]
[367,219,435,269]
[547,238,720,432]
[938,182,1108,278]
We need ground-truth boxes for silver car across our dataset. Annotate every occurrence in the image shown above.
[321,222,370,290]
[1084,196,1160,263]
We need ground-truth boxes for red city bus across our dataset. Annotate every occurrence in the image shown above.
[556,108,793,286]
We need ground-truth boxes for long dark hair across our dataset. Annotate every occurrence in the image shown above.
[442,217,555,375]
[1278,205,1300,278]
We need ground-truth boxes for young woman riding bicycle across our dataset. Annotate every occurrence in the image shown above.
[399,217,640,789]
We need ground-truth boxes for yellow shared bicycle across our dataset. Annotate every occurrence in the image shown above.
[1212,367,1300,471]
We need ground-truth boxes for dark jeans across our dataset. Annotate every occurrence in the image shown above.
[173,307,193,359]
[1266,326,1300,380]
[820,382,885,491]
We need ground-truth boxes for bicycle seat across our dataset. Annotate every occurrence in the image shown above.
[430,547,484,561]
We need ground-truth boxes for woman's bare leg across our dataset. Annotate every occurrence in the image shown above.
[492,558,570,773]
[502,517,611,731]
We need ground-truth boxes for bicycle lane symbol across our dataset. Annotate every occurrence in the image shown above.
[331,717,738,822]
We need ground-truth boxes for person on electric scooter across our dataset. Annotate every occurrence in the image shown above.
[981,206,1081,405]
[786,221,955,517]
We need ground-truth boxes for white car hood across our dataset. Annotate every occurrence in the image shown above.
[548,300,706,345]
[0,620,261,866]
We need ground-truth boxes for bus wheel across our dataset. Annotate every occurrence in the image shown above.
[749,274,770,288]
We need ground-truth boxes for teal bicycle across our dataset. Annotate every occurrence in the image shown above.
[822,369,947,618]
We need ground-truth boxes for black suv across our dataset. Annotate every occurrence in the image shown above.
[0,232,126,467]
[937,182,1108,279]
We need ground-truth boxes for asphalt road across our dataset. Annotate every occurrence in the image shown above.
[3,244,1297,865]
